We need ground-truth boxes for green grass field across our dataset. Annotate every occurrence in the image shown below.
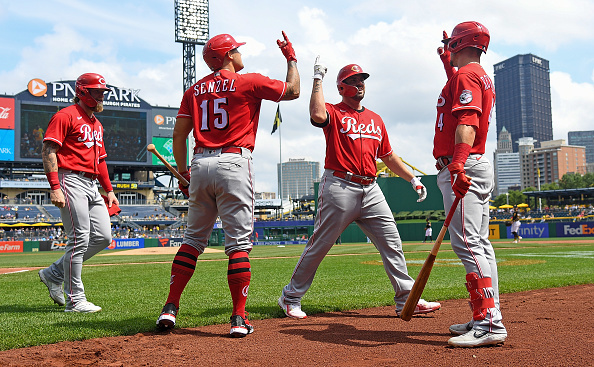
[1,238,593,350]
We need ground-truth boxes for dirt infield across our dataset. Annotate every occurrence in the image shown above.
[0,284,591,366]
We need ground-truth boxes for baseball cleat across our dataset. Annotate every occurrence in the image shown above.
[230,314,254,337]
[65,301,102,313]
[448,329,507,347]
[156,303,178,331]
[39,269,65,306]
[278,297,307,319]
[449,321,473,335]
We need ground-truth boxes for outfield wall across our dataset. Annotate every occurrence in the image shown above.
[4,221,594,253]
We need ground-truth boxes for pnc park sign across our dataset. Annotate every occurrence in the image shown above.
[20,78,151,109]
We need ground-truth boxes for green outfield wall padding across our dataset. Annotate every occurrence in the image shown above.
[145,238,159,248]
[23,241,40,253]
[340,221,450,243]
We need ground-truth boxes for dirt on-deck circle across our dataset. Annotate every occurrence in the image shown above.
[0,284,592,366]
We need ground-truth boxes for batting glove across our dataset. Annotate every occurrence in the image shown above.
[448,163,471,199]
[410,177,427,202]
[277,31,297,62]
[179,170,191,198]
[313,55,327,80]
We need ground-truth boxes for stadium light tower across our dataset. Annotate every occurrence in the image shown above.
[174,0,209,92]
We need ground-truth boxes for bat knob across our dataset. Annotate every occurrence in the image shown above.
[147,144,155,152]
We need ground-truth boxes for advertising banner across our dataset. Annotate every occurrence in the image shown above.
[151,137,176,166]
[151,108,177,137]
[0,97,15,129]
[157,238,184,247]
[556,221,594,237]
[107,238,145,250]
[0,129,15,161]
[39,240,67,251]
[0,241,23,253]
[488,224,500,239]
[506,222,549,239]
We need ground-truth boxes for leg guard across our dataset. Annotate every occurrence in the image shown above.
[465,272,495,321]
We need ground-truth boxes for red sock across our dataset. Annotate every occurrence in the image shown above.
[165,244,200,308]
[228,251,251,318]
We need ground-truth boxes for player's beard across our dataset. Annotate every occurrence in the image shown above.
[93,101,104,113]
[353,90,365,102]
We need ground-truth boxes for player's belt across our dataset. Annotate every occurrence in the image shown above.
[435,156,451,171]
[194,146,243,155]
[333,171,376,186]
[63,170,98,180]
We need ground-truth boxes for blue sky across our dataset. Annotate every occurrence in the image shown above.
[1,0,593,195]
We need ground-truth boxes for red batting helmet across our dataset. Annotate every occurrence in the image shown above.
[202,34,246,71]
[444,21,490,53]
[336,64,369,97]
[75,73,110,108]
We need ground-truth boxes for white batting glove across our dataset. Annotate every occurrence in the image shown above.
[411,177,427,202]
[313,55,327,80]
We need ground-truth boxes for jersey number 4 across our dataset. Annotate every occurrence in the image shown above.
[199,98,229,131]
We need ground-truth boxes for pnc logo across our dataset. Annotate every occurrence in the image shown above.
[28,78,48,97]
[154,115,165,125]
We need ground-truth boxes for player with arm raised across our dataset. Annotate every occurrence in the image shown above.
[433,21,507,347]
[156,32,299,337]
[278,57,441,319]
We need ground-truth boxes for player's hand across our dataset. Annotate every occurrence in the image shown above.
[448,162,471,199]
[313,55,327,80]
[277,31,297,62]
[410,177,427,202]
[179,170,191,198]
[106,191,119,207]
[438,31,450,57]
[50,189,65,208]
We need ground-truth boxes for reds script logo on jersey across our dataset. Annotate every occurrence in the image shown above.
[339,116,382,141]
[78,123,103,148]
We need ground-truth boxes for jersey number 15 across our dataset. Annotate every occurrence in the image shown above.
[199,97,229,131]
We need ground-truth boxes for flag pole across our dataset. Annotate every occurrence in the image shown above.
[279,109,283,220]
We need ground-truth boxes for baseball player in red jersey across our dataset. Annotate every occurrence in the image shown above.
[433,22,507,347]
[38,73,119,313]
[156,32,300,337]
[278,58,441,319]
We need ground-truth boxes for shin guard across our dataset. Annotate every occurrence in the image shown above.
[465,272,495,321]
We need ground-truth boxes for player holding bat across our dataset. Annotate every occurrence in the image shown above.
[433,22,507,347]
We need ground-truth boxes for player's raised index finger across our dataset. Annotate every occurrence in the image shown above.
[282,30,289,41]
[315,55,320,64]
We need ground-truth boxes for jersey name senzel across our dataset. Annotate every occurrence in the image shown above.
[193,79,237,96]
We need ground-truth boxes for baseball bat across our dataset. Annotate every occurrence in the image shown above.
[146,144,189,187]
[400,196,461,321]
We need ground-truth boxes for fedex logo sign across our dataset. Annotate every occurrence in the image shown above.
[557,222,594,237]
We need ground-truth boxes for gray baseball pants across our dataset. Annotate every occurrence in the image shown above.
[42,172,111,308]
[282,169,415,310]
[437,155,506,334]
[182,148,254,256]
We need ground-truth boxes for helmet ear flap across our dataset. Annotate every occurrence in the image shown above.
[338,83,358,97]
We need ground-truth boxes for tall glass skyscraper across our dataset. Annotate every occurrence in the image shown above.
[494,54,553,152]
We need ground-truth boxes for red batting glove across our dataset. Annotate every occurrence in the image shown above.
[448,162,471,199]
[179,170,191,198]
[439,30,456,80]
[277,31,297,62]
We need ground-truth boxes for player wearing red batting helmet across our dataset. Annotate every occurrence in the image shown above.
[433,21,507,347]
[38,72,119,313]
[156,31,300,337]
[278,56,441,320]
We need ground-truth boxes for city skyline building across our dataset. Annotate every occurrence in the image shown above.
[277,158,320,201]
[568,130,594,164]
[494,54,553,153]
[524,139,586,189]
[493,126,521,196]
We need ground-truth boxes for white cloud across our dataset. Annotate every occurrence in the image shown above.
[551,71,594,139]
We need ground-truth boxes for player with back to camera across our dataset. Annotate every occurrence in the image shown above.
[156,31,300,337]
[38,73,120,313]
[278,57,442,319]
[433,21,507,347]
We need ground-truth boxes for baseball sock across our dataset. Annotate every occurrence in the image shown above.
[166,244,200,308]
[227,250,251,318]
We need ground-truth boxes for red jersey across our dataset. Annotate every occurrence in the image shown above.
[178,69,286,151]
[316,102,393,177]
[43,104,107,174]
[433,63,495,158]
